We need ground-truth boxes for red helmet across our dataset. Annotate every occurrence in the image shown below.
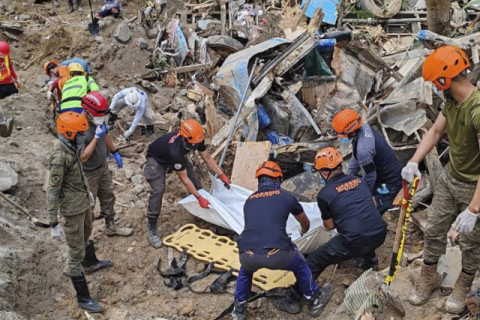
[81,92,109,117]
[0,41,10,56]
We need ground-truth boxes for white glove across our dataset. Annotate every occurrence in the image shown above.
[116,134,127,141]
[51,225,64,240]
[101,5,107,11]
[401,162,421,183]
[455,208,478,234]
[89,191,95,209]
[47,91,53,100]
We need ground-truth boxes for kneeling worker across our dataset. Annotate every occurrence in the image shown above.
[144,119,231,248]
[232,161,332,320]
[47,112,111,313]
[307,147,387,276]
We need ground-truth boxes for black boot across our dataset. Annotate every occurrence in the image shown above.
[307,284,333,317]
[82,240,113,275]
[107,113,118,131]
[232,298,246,320]
[147,217,162,248]
[71,275,104,313]
[146,125,154,138]
[76,0,83,11]
[274,287,302,314]
[67,0,74,13]
[350,256,378,271]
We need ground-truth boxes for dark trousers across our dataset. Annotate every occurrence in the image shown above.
[374,183,402,215]
[235,248,319,302]
[144,156,202,219]
[0,83,18,99]
[306,230,387,280]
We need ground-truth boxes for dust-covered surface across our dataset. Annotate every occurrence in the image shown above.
[0,1,454,320]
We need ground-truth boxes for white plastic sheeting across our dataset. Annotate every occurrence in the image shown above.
[179,175,332,254]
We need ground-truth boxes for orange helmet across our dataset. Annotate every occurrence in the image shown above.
[57,112,88,140]
[314,147,343,171]
[255,161,283,179]
[332,109,363,139]
[423,45,470,90]
[44,60,59,76]
[179,119,204,144]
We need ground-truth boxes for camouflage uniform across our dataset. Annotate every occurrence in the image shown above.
[84,162,115,219]
[424,168,480,273]
[47,139,92,277]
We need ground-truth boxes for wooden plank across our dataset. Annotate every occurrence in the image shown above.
[185,2,216,9]
[231,141,271,192]
[220,0,226,35]
[170,64,206,73]
[307,7,323,34]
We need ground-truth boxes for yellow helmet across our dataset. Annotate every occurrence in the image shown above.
[68,62,86,76]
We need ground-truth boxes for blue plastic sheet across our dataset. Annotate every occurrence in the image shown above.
[300,0,340,25]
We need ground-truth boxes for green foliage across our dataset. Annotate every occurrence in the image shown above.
[464,0,480,10]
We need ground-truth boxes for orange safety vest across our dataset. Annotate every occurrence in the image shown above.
[0,55,11,81]
[58,66,70,91]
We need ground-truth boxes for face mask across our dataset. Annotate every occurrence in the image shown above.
[338,137,351,144]
[92,116,105,126]
[74,132,86,147]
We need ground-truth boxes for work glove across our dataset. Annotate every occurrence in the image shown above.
[197,195,211,209]
[401,162,421,183]
[50,222,64,240]
[116,134,126,142]
[219,173,231,189]
[455,208,478,234]
[95,124,107,139]
[101,5,107,11]
[15,79,21,88]
[113,151,123,168]
[47,91,53,100]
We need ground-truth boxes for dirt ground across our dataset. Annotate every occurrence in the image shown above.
[0,1,463,320]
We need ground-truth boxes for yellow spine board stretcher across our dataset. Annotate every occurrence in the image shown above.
[163,224,297,290]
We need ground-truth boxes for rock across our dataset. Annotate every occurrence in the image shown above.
[113,22,132,44]
[0,161,18,192]
[196,263,206,273]
[173,96,189,110]
[281,170,322,202]
[137,37,148,50]
[35,75,46,88]
[94,36,104,44]
[180,300,195,316]
[152,94,173,110]
[133,184,145,195]
[141,80,158,94]
[18,14,30,22]
[260,96,290,135]
[131,175,144,185]
[438,246,462,289]
[124,168,135,181]
[179,107,201,123]
[135,200,146,208]
[98,79,108,88]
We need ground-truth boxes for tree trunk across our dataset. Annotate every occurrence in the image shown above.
[425,0,451,36]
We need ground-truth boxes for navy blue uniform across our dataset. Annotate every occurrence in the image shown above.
[348,124,402,215]
[234,183,318,302]
[306,173,387,280]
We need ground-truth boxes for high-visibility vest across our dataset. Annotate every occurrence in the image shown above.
[60,75,99,113]
[0,55,11,81]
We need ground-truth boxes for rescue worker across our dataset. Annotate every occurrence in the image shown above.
[332,109,402,215]
[232,161,332,320]
[59,58,91,75]
[404,45,480,314]
[68,0,83,13]
[307,147,387,278]
[107,87,155,139]
[44,60,68,102]
[0,41,21,99]
[60,63,99,114]
[144,119,231,248]
[95,0,122,20]
[80,92,133,237]
[47,112,111,313]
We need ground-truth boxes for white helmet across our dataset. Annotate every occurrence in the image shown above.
[125,90,141,107]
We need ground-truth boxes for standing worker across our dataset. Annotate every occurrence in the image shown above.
[307,148,387,276]
[47,112,111,313]
[404,46,480,314]
[107,87,155,139]
[68,0,83,13]
[60,63,99,114]
[232,161,332,320]
[144,119,231,248]
[80,92,133,237]
[0,41,21,99]
[332,109,402,215]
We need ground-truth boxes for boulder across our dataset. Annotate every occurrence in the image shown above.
[0,161,18,192]
[113,22,132,44]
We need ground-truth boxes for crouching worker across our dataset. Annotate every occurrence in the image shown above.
[47,112,112,313]
[307,147,387,276]
[96,0,122,21]
[232,161,332,320]
[144,119,231,248]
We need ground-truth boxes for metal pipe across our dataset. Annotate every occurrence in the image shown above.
[343,18,426,24]
[218,58,259,169]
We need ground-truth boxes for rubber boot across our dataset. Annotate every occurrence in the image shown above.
[147,217,162,248]
[146,125,155,138]
[445,271,475,314]
[232,299,246,320]
[82,240,113,275]
[67,0,74,13]
[350,256,379,271]
[307,283,333,317]
[107,113,118,131]
[409,262,444,306]
[274,287,302,314]
[71,275,104,313]
[105,217,133,237]
[76,0,83,11]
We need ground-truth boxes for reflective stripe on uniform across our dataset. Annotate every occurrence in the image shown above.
[61,84,83,93]
[0,55,11,81]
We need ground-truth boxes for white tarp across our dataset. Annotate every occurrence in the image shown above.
[179,175,332,254]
